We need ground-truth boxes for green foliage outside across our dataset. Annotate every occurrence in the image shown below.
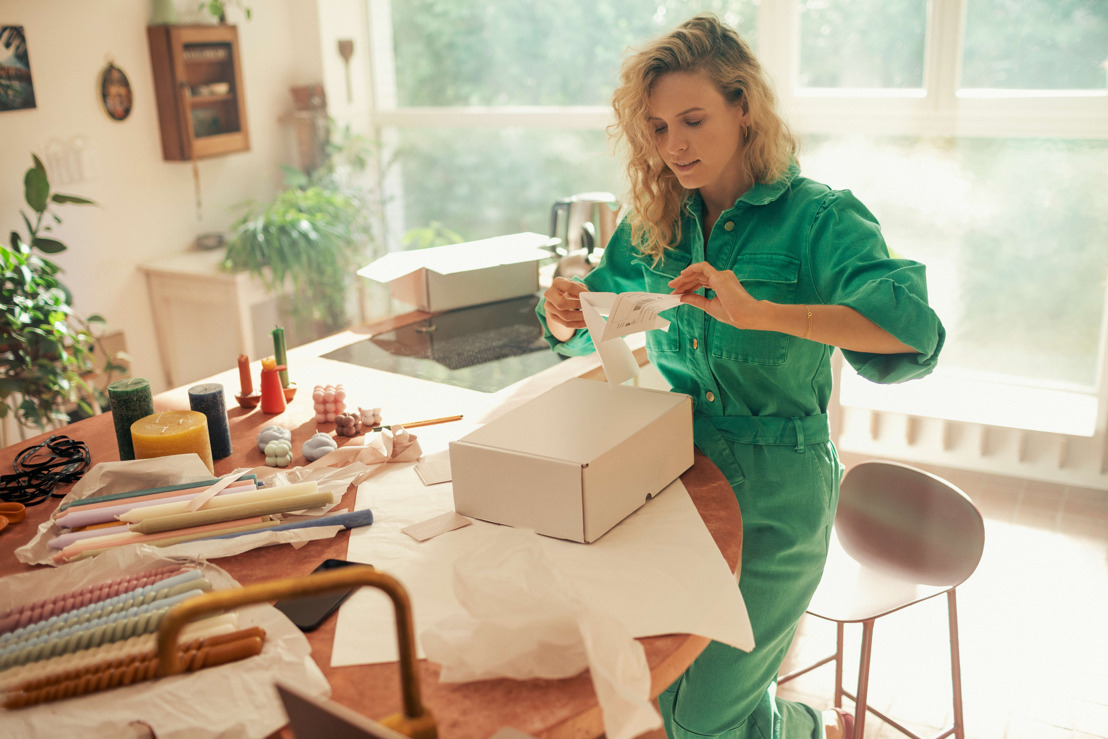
[390,0,757,107]
[387,1,755,243]
[798,0,927,88]
[963,0,1108,89]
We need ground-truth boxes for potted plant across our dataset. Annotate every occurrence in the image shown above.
[0,155,125,432]
[198,1,252,23]
[221,121,384,333]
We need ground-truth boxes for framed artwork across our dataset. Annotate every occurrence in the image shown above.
[0,25,36,112]
[99,62,133,121]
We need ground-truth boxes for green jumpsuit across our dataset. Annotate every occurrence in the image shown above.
[536,164,945,739]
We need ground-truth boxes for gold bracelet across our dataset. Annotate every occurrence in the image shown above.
[803,306,813,340]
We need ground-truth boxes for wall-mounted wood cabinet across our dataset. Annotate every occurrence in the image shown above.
[147,24,250,161]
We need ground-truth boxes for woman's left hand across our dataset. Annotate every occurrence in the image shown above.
[668,262,763,329]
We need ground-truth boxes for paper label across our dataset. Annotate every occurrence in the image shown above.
[402,512,473,542]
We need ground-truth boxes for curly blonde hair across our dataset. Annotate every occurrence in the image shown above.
[610,13,798,259]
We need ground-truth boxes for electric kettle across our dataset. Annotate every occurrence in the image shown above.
[549,192,620,279]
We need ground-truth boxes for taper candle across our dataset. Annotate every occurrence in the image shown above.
[271,327,289,387]
[130,411,214,474]
[188,383,232,460]
[259,357,286,414]
[107,378,155,461]
[236,355,253,395]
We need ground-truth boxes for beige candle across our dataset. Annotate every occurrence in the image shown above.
[119,482,321,523]
[131,411,214,474]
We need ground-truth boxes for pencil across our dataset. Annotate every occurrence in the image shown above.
[373,414,463,431]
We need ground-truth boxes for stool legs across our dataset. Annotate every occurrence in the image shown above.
[855,620,875,739]
[948,589,966,739]
[835,622,846,708]
[781,589,968,739]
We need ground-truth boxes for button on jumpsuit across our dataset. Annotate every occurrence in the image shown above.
[537,165,945,739]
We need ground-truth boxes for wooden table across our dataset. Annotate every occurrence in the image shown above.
[0,313,742,738]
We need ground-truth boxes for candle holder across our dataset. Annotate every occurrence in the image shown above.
[282,382,298,402]
[234,391,262,409]
[235,353,261,409]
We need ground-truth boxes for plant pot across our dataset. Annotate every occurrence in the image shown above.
[290,84,326,111]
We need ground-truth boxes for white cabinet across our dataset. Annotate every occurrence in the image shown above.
[139,250,282,388]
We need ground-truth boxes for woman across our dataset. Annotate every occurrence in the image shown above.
[537,13,945,739]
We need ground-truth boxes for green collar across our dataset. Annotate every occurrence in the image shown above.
[686,161,800,216]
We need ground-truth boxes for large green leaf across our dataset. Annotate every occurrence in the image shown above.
[24,167,49,213]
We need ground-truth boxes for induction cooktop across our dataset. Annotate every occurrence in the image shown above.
[321,295,564,393]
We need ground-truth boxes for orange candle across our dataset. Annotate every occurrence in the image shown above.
[259,356,286,414]
[237,355,253,395]
[131,411,215,474]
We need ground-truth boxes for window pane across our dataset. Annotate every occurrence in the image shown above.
[802,135,1108,389]
[389,0,757,107]
[797,0,926,89]
[391,127,623,242]
[962,0,1108,90]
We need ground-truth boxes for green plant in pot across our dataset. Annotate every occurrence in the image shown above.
[222,122,382,333]
[1,155,124,432]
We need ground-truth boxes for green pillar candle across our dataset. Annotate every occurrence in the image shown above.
[107,378,155,460]
[272,326,289,387]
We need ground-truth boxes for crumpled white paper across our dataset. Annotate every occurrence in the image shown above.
[421,527,661,739]
[17,430,422,567]
[0,547,329,738]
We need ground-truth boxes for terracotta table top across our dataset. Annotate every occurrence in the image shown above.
[0,314,741,738]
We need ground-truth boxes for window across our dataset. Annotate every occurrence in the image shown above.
[802,135,1108,393]
[364,0,1108,434]
[780,0,1108,430]
[961,0,1108,91]
[369,0,758,244]
[797,0,927,91]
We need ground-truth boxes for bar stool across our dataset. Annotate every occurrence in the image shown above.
[779,460,986,739]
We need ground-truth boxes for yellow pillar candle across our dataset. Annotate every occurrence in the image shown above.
[131,411,215,474]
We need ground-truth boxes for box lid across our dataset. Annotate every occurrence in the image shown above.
[357,232,552,284]
[457,378,688,464]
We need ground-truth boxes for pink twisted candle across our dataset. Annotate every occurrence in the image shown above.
[0,566,187,636]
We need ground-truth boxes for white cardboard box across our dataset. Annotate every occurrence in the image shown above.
[449,378,694,543]
[357,232,552,312]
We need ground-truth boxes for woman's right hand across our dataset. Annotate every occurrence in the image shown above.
[543,277,590,341]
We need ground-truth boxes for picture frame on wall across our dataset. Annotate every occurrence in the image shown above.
[99,62,133,121]
[0,25,36,112]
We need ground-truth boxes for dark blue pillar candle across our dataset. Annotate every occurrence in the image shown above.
[108,378,155,460]
[188,383,233,460]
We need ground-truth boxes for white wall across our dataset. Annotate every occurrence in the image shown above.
[0,0,330,395]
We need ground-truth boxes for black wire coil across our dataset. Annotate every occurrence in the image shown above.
[0,435,91,506]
